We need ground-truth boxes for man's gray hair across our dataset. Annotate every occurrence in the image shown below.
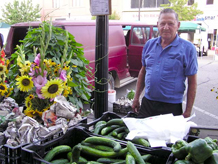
[159,8,179,22]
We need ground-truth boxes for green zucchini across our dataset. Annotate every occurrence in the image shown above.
[142,154,152,162]
[117,132,127,140]
[101,125,120,135]
[80,144,128,158]
[126,152,136,164]
[50,159,69,164]
[97,157,124,163]
[95,120,107,128]
[67,151,72,163]
[72,143,82,163]
[111,154,152,164]
[43,145,71,162]
[78,156,88,163]
[112,161,126,164]
[94,124,107,134]
[132,138,150,147]
[81,142,114,152]
[106,119,125,126]
[84,136,121,152]
[127,141,145,164]
[112,127,126,137]
[87,161,103,164]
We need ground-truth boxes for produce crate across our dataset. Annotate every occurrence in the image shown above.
[22,126,172,164]
[113,102,133,114]
[82,111,136,131]
[79,111,172,161]
[188,126,218,139]
[0,143,27,164]
[0,117,87,164]
[166,134,217,164]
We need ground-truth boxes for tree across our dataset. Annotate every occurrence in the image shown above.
[160,0,203,21]
[0,0,41,25]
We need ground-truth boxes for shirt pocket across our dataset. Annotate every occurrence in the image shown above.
[162,57,180,79]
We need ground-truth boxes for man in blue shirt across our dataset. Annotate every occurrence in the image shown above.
[132,8,198,118]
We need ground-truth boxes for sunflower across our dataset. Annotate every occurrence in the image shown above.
[28,94,34,99]
[63,85,72,97]
[0,64,6,75]
[5,87,13,97]
[24,108,43,117]
[41,79,64,99]
[0,83,8,96]
[5,59,10,74]
[25,96,33,109]
[16,75,34,92]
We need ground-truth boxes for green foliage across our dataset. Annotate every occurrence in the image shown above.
[127,90,135,100]
[108,11,121,20]
[91,10,120,20]
[160,0,203,21]
[9,21,92,109]
[0,0,41,25]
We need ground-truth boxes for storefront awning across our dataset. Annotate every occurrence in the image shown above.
[0,22,10,28]
[179,21,206,32]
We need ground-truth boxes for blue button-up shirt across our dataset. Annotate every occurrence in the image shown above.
[142,35,198,103]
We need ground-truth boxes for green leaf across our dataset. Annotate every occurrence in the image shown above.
[68,81,78,87]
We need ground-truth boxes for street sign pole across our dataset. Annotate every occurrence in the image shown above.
[94,15,109,119]
[90,0,111,118]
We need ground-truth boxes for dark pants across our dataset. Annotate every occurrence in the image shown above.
[137,97,183,118]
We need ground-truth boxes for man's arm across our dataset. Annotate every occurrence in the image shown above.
[132,66,146,113]
[183,74,197,118]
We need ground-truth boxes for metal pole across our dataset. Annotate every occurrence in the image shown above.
[138,0,141,21]
[94,15,109,119]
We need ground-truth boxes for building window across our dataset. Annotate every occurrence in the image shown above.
[72,0,83,7]
[131,0,169,8]
[188,0,194,5]
[53,0,61,8]
[206,0,213,4]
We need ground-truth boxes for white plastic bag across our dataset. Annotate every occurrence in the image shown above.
[122,113,197,147]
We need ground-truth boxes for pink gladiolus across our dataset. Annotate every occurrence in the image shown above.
[59,70,67,81]
[33,75,47,90]
[34,53,40,66]
[29,65,35,76]
[36,89,45,99]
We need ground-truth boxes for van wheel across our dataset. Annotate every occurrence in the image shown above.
[108,74,114,90]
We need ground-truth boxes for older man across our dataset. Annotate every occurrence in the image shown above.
[132,8,198,118]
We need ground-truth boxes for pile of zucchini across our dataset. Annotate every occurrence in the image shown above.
[93,118,150,147]
[42,136,152,164]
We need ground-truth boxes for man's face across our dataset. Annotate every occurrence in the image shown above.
[157,13,180,41]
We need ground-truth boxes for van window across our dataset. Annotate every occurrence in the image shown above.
[131,27,151,45]
[152,27,159,38]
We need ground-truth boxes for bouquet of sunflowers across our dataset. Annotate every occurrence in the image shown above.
[9,21,92,119]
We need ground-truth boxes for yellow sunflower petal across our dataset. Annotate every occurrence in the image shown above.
[16,75,34,92]
[41,79,64,99]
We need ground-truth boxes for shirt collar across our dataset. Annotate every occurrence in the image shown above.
[156,34,180,47]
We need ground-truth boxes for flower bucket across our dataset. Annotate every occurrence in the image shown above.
[108,89,116,112]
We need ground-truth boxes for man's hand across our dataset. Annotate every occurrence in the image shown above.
[132,99,140,113]
[183,111,191,118]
